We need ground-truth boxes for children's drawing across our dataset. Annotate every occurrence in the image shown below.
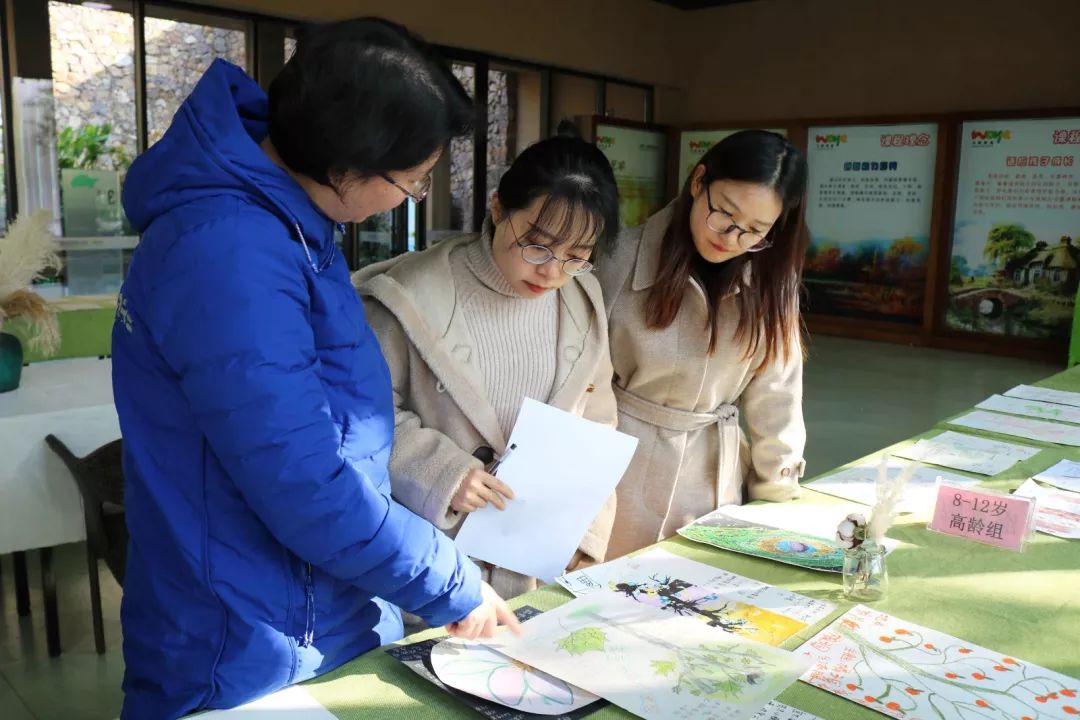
[677,518,846,573]
[799,605,1080,720]
[610,574,806,645]
[893,430,1041,476]
[491,592,809,720]
[431,638,600,715]
[556,627,607,656]
[557,548,835,637]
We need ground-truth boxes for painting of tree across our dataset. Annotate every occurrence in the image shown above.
[984,223,1036,268]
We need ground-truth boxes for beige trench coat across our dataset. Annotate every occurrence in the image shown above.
[353,232,618,598]
[596,205,806,559]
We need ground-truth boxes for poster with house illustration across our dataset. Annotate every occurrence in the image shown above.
[803,123,938,324]
[947,117,1080,339]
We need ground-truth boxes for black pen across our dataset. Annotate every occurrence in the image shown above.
[488,443,518,476]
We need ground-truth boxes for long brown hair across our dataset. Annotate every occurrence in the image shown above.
[646,130,808,366]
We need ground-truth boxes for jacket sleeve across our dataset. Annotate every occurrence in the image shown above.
[151,219,481,627]
[362,298,482,530]
[576,319,619,563]
[741,336,806,503]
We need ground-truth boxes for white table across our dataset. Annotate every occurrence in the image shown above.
[0,357,119,555]
[0,357,119,655]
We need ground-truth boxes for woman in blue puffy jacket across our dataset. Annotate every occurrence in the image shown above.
[112,18,519,719]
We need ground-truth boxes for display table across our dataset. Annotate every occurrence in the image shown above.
[205,366,1080,719]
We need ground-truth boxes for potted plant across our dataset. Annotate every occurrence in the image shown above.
[58,123,133,237]
[0,210,63,392]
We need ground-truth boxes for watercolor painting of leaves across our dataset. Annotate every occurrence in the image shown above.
[556,627,608,656]
[651,641,781,702]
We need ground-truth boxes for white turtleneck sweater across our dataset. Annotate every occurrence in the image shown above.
[449,236,559,439]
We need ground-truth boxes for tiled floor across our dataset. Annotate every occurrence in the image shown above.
[0,335,1061,719]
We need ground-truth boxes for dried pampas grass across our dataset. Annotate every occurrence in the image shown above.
[0,210,63,356]
[0,289,60,355]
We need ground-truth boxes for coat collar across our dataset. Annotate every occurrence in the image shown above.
[631,204,675,292]
[355,229,603,450]
[630,203,748,298]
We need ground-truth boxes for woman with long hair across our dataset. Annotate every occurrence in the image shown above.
[596,130,809,559]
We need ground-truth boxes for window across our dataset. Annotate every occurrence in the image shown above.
[49,0,137,295]
[427,62,476,245]
[486,64,542,199]
[357,211,393,267]
[144,6,251,146]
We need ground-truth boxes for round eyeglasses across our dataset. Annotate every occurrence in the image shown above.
[381,172,432,203]
[704,183,773,252]
[508,217,594,276]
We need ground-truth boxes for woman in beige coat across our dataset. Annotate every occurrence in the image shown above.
[354,134,621,598]
[597,130,810,559]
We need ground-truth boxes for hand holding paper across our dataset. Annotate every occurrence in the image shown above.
[454,399,638,582]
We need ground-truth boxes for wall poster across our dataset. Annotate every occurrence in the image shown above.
[947,117,1080,339]
[803,123,938,323]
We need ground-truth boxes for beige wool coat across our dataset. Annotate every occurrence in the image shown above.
[596,205,806,560]
[353,232,618,598]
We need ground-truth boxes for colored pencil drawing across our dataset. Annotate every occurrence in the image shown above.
[800,605,1080,720]
[556,627,607,656]
[494,593,809,720]
[609,574,807,645]
[678,523,846,573]
[431,638,600,715]
[651,640,789,703]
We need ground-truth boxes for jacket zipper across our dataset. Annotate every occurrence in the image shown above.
[301,561,315,648]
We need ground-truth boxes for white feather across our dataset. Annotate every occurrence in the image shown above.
[866,455,917,543]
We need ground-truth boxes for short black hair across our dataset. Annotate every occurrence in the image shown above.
[495,127,620,254]
[268,18,473,189]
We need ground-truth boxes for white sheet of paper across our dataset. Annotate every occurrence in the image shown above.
[1005,383,1080,408]
[454,399,638,582]
[949,409,1080,447]
[555,547,835,628]
[196,685,335,718]
[1034,459,1080,493]
[488,593,810,720]
[892,430,1041,475]
[977,394,1080,424]
[806,458,982,514]
[1014,478,1080,539]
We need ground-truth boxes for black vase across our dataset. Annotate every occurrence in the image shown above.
[0,332,24,393]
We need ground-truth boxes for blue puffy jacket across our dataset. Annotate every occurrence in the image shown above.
[112,60,482,719]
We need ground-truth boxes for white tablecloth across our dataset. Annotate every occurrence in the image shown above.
[0,358,119,554]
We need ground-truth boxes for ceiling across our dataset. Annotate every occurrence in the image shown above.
[651,0,754,9]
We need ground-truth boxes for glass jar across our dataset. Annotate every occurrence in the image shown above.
[842,540,888,602]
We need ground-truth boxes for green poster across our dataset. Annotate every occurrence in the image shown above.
[595,123,668,230]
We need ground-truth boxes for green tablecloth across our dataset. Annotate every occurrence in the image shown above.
[302,367,1080,718]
